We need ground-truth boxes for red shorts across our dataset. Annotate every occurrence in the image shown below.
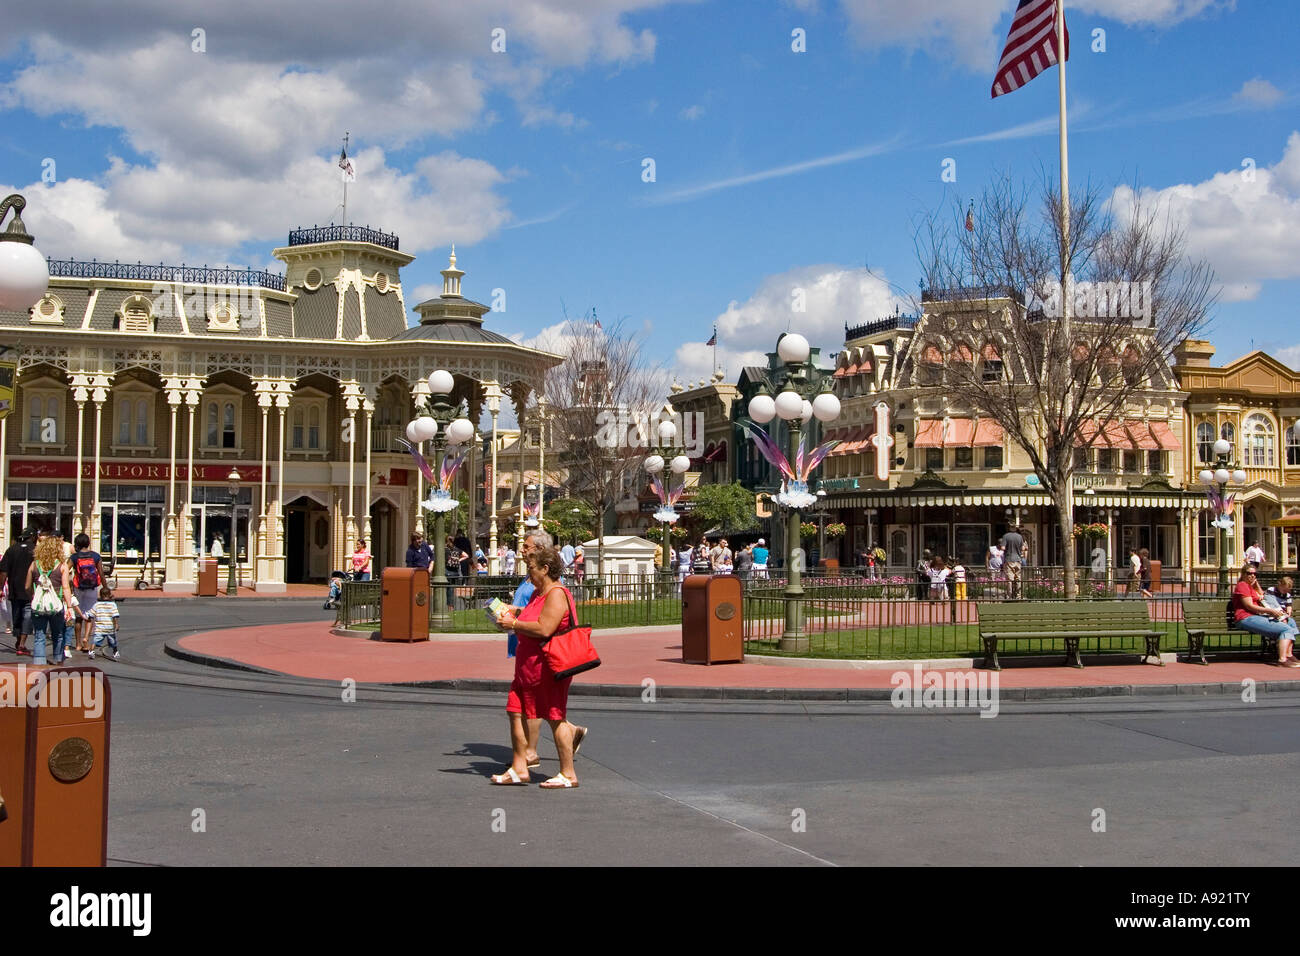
[506,635,572,721]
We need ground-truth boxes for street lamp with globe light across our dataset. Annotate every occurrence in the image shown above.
[644,417,688,588]
[0,196,50,455]
[1199,437,1248,593]
[406,369,474,627]
[744,332,840,649]
[225,468,241,596]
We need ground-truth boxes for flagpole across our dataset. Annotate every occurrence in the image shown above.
[342,132,349,226]
[1057,2,1070,334]
[712,324,717,374]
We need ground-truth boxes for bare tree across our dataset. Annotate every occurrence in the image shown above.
[912,173,1216,596]
[538,314,662,574]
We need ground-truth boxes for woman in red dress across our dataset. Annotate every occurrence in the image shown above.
[491,546,587,788]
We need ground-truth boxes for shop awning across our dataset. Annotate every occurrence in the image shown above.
[915,418,977,447]
[827,489,1201,509]
[1076,419,1182,451]
[914,420,943,447]
[1149,421,1181,450]
[972,419,1005,447]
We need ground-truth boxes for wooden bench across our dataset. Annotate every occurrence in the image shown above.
[1181,600,1282,665]
[976,601,1163,670]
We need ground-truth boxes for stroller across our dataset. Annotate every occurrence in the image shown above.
[324,569,352,610]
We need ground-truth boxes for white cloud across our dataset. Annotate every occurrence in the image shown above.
[673,265,904,382]
[0,0,682,261]
[680,104,705,121]
[644,136,903,205]
[1234,77,1285,108]
[1108,131,1300,302]
[2,147,512,262]
[1274,345,1300,370]
[834,0,1231,72]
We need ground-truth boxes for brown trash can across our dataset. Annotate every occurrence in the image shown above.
[196,559,219,597]
[1149,559,1161,593]
[0,665,110,866]
[380,567,430,642]
[681,574,743,664]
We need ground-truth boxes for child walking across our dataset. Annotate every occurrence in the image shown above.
[88,585,120,661]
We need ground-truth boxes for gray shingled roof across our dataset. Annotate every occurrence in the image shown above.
[265,299,293,338]
[364,286,405,339]
[341,287,362,340]
[389,321,516,345]
[294,286,338,339]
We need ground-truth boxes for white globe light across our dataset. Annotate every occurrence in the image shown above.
[644,454,665,473]
[747,393,776,424]
[774,389,804,421]
[799,399,813,423]
[657,420,677,441]
[428,369,455,395]
[410,417,438,441]
[1212,438,1231,456]
[445,418,475,445]
[0,240,50,312]
[1214,468,1230,484]
[670,455,690,474]
[1198,469,1214,485]
[812,392,841,422]
[1231,469,1247,485]
[776,332,811,364]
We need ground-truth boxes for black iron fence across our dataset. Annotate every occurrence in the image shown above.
[338,567,1273,661]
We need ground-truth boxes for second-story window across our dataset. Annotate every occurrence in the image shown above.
[1196,422,1215,463]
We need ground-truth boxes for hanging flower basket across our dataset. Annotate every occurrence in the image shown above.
[825,522,847,538]
[1071,522,1108,540]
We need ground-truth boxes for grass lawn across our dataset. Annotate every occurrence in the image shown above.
[740,621,1248,660]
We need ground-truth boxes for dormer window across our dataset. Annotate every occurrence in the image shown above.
[116,294,155,333]
[31,294,66,325]
[207,301,241,332]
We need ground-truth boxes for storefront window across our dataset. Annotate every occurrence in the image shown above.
[954,447,973,470]
[1197,512,1217,564]
[984,446,1003,469]
[925,448,943,471]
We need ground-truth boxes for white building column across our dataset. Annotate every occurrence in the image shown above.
[342,381,361,559]
[537,398,548,527]
[162,378,184,588]
[165,378,203,592]
[70,374,90,536]
[88,373,111,548]
[485,383,502,573]
[258,380,292,593]
[363,393,374,542]
[254,379,274,589]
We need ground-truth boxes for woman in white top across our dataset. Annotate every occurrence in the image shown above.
[927,556,951,600]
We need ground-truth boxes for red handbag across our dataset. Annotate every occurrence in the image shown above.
[541,588,601,681]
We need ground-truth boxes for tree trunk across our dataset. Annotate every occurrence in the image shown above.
[1055,481,1077,599]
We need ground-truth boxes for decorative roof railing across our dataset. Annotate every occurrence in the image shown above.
[921,284,1024,304]
[845,313,920,340]
[47,258,285,291]
[287,224,400,250]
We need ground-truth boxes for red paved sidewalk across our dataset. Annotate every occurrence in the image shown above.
[175,621,1300,690]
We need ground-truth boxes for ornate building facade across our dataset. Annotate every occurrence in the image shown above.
[0,227,559,590]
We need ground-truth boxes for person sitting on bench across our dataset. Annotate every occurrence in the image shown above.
[1232,563,1299,667]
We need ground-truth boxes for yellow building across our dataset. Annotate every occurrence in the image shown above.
[1174,340,1300,570]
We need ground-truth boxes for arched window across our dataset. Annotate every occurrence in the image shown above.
[291,407,305,449]
[1244,414,1274,467]
[1196,422,1215,463]
[117,400,131,445]
[27,396,42,441]
[1220,421,1235,456]
[136,399,148,445]
[222,402,236,449]
[980,343,1003,382]
[1122,346,1142,387]
[1098,347,1120,385]
[1287,423,1300,467]
[918,343,943,384]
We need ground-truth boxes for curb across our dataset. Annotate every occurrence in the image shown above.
[162,640,1300,702]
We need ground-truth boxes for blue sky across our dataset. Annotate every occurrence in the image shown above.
[2,0,1296,381]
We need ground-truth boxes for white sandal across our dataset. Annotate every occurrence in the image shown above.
[489,767,529,786]
[540,772,578,789]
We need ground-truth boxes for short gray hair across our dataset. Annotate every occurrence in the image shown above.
[525,530,553,549]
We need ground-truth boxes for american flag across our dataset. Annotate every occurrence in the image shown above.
[339,144,356,182]
[991,0,1069,98]
[965,202,974,232]
[705,329,716,346]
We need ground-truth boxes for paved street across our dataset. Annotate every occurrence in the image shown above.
[9,599,1294,867]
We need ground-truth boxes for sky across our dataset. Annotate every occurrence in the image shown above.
[2,0,1297,385]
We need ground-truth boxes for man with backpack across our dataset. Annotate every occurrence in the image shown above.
[69,533,103,655]
[0,527,37,656]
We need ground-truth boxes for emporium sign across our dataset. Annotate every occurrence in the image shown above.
[9,460,265,482]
